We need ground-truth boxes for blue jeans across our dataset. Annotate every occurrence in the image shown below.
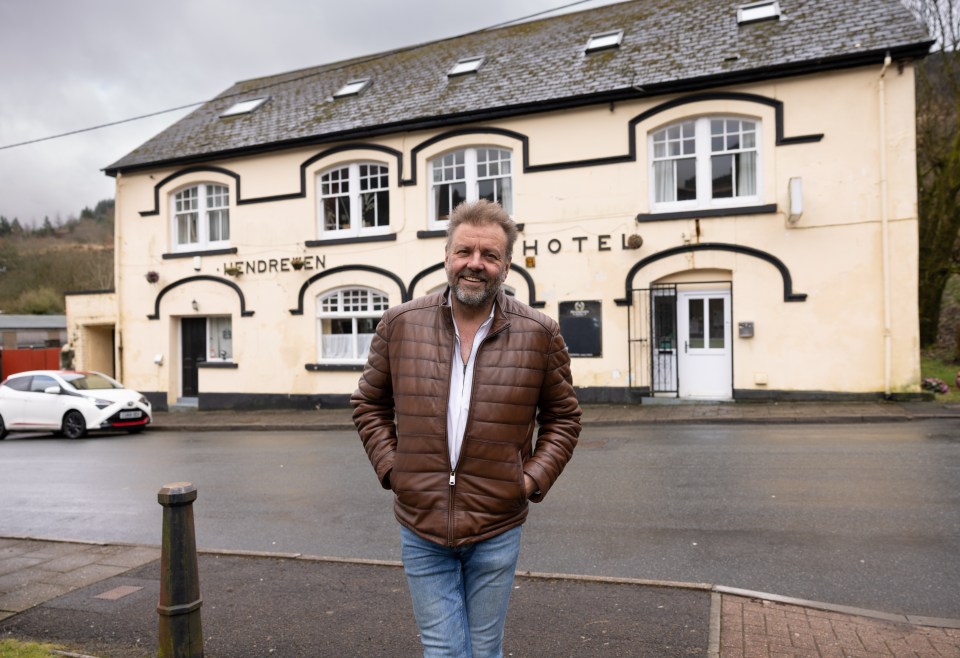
[400,525,522,658]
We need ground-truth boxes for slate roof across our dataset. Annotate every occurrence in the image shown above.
[105,0,931,175]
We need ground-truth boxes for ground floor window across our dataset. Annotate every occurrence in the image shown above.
[207,316,233,361]
[317,287,388,363]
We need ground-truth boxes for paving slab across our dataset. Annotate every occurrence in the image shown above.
[0,538,959,657]
[1,552,712,658]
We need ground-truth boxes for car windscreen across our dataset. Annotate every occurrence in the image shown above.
[62,373,123,390]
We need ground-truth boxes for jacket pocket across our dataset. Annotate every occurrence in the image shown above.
[515,451,527,507]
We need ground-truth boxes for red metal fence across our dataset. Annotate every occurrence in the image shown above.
[0,348,61,380]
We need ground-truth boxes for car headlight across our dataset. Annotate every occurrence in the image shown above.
[138,395,149,407]
[93,398,112,409]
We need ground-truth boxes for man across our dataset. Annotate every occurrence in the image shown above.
[352,199,581,657]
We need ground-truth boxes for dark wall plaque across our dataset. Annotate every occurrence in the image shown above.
[559,300,602,358]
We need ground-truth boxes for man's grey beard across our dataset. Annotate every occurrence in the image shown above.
[450,269,507,307]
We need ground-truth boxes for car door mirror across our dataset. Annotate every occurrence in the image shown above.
[44,385,62,395]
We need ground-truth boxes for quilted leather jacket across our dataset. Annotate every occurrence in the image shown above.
[352,289,581,547]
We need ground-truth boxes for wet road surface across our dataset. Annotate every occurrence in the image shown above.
[1,420,957,618]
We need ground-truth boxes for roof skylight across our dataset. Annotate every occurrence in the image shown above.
[334,78,371,98]
[737,0,781,25]
[220,97,268,117]
[585,30,623,53]
[448,57,485,77]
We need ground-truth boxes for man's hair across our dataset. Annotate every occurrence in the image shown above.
[445,200,518,260]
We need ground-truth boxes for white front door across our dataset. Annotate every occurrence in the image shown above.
[677,291,732,399]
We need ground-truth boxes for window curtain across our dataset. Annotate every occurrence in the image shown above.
[654,161,675,203]
[322,334,353,359]
[737,152,757,196]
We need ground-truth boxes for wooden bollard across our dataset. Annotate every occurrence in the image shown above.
[157,482,203,658]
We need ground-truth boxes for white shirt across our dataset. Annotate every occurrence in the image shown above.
[447,303,496,470]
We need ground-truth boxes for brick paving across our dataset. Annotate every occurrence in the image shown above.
[720,595,960,658]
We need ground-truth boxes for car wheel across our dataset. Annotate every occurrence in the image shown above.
[0,415,6,440]
[61,411,87,440]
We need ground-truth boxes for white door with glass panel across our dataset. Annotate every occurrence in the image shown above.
[677,291,732,399]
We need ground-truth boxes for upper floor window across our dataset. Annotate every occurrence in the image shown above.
[317,287,389,363]
[172,183,230,251]
[318,163,390,238]
[430,147,512,228]
[650,117,759,211]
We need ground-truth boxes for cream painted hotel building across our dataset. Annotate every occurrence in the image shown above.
[67,0,933,410]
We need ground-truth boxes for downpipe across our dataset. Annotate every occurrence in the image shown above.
[879,53,893,398]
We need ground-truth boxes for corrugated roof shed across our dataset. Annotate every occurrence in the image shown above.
[106,0,931,174]
[0,315,67,331]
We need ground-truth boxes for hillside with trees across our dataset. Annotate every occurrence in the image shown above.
[0,199,114,314]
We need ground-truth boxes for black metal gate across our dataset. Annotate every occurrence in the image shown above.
[626,284,678,395]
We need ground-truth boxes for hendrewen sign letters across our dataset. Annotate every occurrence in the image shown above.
[223,233,639,276]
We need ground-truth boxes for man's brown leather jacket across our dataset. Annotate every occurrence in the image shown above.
[352,289,581,547]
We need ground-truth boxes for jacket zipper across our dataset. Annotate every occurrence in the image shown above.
[445,311,510,546]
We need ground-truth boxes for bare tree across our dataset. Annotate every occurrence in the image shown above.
[906,0,960,356]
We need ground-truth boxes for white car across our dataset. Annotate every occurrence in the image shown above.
[0,370,152,439]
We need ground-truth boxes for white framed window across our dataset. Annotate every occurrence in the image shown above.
[586,30,623,53]
[172,183,230,251]
[429,147,512,228]
[317,287,388,363]
[650,117,760,211]
[448,56,485,77]
[220,97,267,117]
[207,316,233,361]
[318,163,390,238]
[334,78,371,98]
[738,0,780,24]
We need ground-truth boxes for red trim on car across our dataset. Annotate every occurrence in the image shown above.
[110,418,150,428]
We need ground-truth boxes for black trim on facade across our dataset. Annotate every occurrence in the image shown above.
[402,127,529,186]
[575,386,648,405]
[138,144,404,216]
[636,204,778,222]
[289,265,408,315]
[140,166,242,217]
[614,242,807,306]
[305,233,397,248]
[626,91,823,149]
[145,386,929,412]
[107,44,929,179]
[141,391,169,412]
[407,263,445,299]
[129,92,819,218]
[417,222,525,240]
[732,389,929,402]
[64,289,115,296]
[196,392,353,411]
[197,361,239,369]
[162,247,239,259]
[304,363,364,371]
[148,275,256,320]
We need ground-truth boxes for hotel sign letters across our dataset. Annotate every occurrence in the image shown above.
[522,233,638,255]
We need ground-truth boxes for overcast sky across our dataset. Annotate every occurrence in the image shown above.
[0,0,623,226]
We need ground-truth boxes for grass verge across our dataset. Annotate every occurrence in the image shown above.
[920,353,960,402]
[0,638,66,657]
